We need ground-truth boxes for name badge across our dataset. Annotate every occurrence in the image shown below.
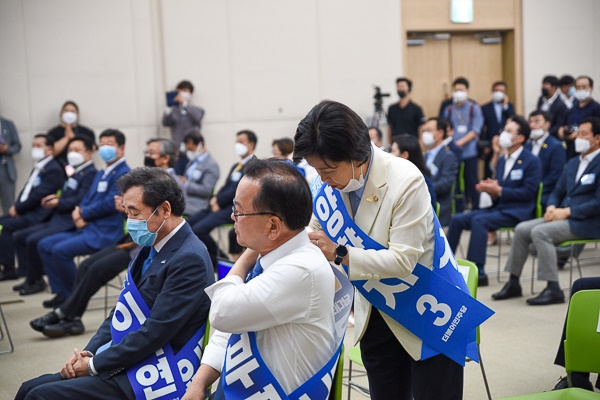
[429,164,439,177]
[32,177,41,188]
[67,177,78,190]
[192,169,202,181]
[97,181,108,193]
[510,169,523,181]
[231,171,242,182]
[457,125,468,134]
[581,173,595,185]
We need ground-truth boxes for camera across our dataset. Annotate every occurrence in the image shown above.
[373,86,390,112]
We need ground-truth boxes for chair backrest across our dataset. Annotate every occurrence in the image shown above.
[456,259,480,345]
[435,202,441,218]
[535,182,544,219]
[564,289,600,375]
[458,162,466,192]
[328,345,344,400]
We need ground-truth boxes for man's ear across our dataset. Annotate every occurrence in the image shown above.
[161,201,172,218]
[267,216,283,240]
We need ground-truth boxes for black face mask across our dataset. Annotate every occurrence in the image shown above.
[541,88,550,98]
[144,156,157,167]
[398,90,407,99]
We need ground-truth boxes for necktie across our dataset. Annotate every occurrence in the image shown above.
[246,259,263,282]
[141,247,157,276]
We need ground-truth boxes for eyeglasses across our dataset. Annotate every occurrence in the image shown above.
[231,205,278,222]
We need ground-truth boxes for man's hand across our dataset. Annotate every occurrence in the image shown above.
[182,364,221,400]
[0,143,8,154]
[114,195,124,213]
[8,205,18,217]
[491,135,501,154]
[72,206,87,228]
[308,231,337,261]
[210,197,220,212]
[545,206,570,222]
[72,350,92,378]
[228,248,259,280]
[64,124,75,139]
[42,194,59,209]
[179,176,187,184]
[476,179,502,198]
[503,93,510,108]
[59,348,91,379]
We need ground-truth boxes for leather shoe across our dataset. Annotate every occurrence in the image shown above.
[553,375,594,391]
[42,294,65,309]
[526,287,565,306]
[43,318,85,338]
[30,311,60,332]
[478,275,489,287]
[19,280,47,296]
[492,282,522,300]
[12,280,28,291]
[0,269,18,281]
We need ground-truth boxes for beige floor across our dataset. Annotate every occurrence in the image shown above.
[1,233,599,400]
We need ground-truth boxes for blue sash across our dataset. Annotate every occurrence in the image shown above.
[312,179,494,365]
[110,266,207,400]
[221,266,353,399]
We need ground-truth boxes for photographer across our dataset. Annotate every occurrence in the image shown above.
[387,77,425,142]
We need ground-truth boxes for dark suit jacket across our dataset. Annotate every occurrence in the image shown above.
[184,151,220,215]
[215,159,251,209]
[430,146,459,225]
[78,160,130,249]
[13,157,65,221]
[85,222,214,393]
[49,162,98,230]
[548,154,600,238]
[493,147,542,221]
[536,95,568,138]
[525,135,566,208]
[0,117,22,182]
[481,101,515,142]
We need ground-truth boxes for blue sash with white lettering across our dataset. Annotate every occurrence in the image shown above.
[110,267,207,400]
[221,266,353,399]
[312,179,494,365]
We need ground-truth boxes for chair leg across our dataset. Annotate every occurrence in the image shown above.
[531,255,540,295]
[478,345,492,400]
[497,233,504,283]
[0,306,15,355]
[347,359,353,400]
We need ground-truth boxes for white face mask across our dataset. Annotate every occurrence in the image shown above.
[67,151,85,167]
[530,128,545,140]
[421,132,435,147]
[31,147,45,161]
[234,142,249,158]
[179,91,192,101]
[339,161,365,193]
[574,90,591,102]
[575,137,591,154]
[179,142,186,153]
[492,91,505,103]
[498,131,515,149]
[452,90,468,103]
[61,111,78,125]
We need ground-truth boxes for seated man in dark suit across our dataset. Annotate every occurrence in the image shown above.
[525,110,567,210]
[37,129,130,309]
[188,129,257,266]
[16,167,215,400]
[12,136,97,295]
[481,81,515,178]
[0,134,65,281]
[537,75,568,138]
[492,117,600,305]
[447,115,542,286]
[422,117,459,226]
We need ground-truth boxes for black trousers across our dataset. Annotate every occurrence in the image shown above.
[360,308,464,400]
[0,214,35,269]
[15,373,133,400]
[60,245,131,318]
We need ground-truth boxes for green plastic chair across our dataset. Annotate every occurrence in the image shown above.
[435,202,441,218]
[451,162,465,216]
[499,289,600,399]
[346,346,369,399]
[329,345,344,400]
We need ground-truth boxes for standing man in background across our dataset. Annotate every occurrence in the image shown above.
[537,75,568,138]
[387,77,425,142]
[0,114,21,215]
[481,81,515,178]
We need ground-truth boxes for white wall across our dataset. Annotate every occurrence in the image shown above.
[522,0,600,114]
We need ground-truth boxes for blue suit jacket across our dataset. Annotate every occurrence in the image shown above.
[85,222,214,393]
[49,162,98,230]
[430,146,459,225]
[536,95,568,138]
[525,135,566,208]
[215,160,248,209]
[79,160,130,249]
[481,101,515,142]
[13,157,65,221]
[494,148,542,221]
[548,154,600,238]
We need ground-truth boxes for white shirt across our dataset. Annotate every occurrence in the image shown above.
[202,230,336,394]
[540,91,559,112]
[20,155,54,202]
[102,157,126,179]
[530,133,549,157]
[502,146,523,180]
[560,92,574,109]
[576,148,600,183]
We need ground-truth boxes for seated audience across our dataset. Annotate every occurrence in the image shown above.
[369,127,390,152]
[272,137,305,176]
[143,137,183,187]
[558,74,576,110]
[421,117,460,225]
[0,113,22,214]
[525,110,566,210]
[187,130,257,267]
[47,100,95,167]
[481,81,515,178]
[492,117,600,305]
[12,136,97,295]
[447,115,542,286]
[182,159,337,399]
[16,167,214,400]
[537,75,568,138]
[37,129,130,308]
[0,134,64,281]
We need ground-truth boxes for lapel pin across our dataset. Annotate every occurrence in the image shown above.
[161,260,166,264]
[366,197,373,203]
[542,143,548,148]
[517,160,523,164]
[373,195,379,202]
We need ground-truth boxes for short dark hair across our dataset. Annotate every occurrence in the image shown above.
[559,75,575,86]
[117,167,186,216]
[183,131,204,146]
[453,77,469,89]
[440,117,453,131]
[176,80,194,93]
[99,129,126,146]
[528,110,553,124]
[147,138,177,168]
[294,100,371,165]
[492,81,507,91]
[237,130,257,145]
[581,116,600,136]
[392,134,430,177]
[69,135,95,151]
[272,138,294,157]
[426,117,449,138]
[542,75,559,87]
[511,115,531,140]
[396,77,413,91]
[369,127,383,140]
[61,100,79,113]
[34,133,54,147]
[576,75,594,89]
[243,158,312,231]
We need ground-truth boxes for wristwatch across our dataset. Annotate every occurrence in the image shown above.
[334,245,348,265]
